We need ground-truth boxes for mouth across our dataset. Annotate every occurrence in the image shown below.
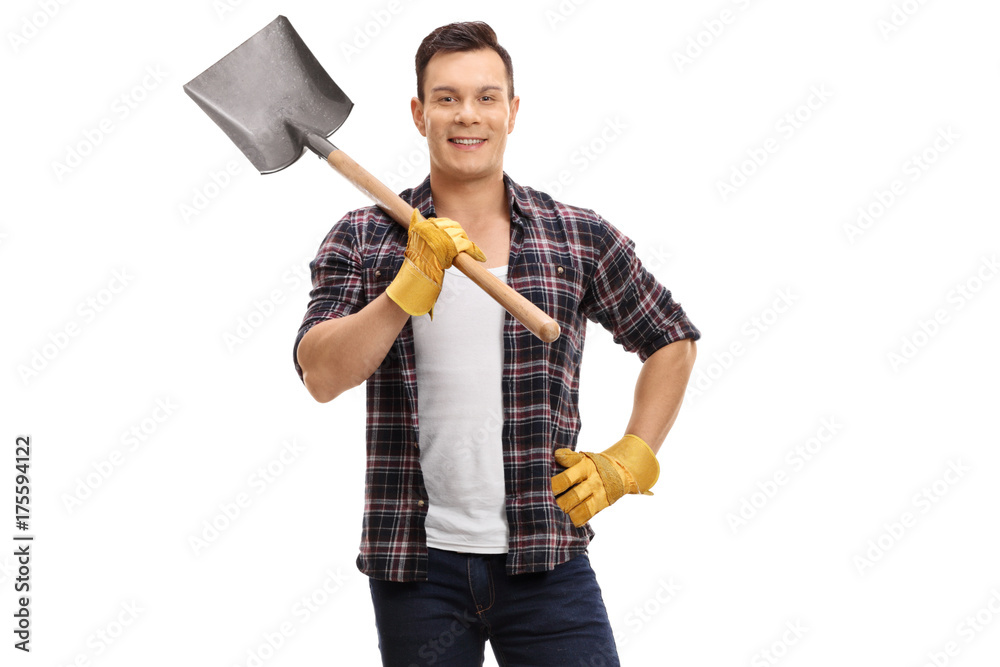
[449,137,486,148]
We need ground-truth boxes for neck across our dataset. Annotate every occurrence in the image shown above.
[428,169,509,231]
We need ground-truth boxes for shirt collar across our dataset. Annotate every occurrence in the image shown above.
[407,172,534,228]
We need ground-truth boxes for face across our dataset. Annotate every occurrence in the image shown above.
[411,49,519,184]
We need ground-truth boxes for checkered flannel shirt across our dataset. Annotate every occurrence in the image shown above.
[294,173,700,581]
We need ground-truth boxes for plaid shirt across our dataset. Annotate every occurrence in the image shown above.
[294,173,700,582]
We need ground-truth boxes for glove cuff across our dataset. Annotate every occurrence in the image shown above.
[385,256,443,318]
[603,434,659,495]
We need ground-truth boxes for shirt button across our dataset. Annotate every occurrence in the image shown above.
[417,500,425,507]
[556,265,564,275]
[375,269,382,277]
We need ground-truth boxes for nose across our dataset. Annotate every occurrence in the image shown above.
[454,99,480,125]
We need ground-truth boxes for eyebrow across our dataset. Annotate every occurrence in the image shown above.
[430,85,504,95]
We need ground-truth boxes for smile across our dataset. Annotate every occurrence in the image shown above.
[449,138,485,145]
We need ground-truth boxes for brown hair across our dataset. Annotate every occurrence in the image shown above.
[415,22,514,103]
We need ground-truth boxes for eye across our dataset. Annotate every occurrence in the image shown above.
[439,96,455,103]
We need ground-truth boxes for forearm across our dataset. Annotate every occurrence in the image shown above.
[296,291,410,403]
[624,338,697,454]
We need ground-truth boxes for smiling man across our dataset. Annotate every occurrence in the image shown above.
[294,21,700,667]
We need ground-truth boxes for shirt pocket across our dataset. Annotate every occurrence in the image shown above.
[510,261,585,363]
[546,262,585,350]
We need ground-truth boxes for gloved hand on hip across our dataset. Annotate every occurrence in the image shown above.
[385,209,487,319]
[551,434,659,527]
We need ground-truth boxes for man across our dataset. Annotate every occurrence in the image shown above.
[294,21,699,666]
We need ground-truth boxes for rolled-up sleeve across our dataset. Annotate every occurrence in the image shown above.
[580,216,700,362]
[293,215,366,382]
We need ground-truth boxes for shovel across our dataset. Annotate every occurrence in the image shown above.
[183,15,560,343]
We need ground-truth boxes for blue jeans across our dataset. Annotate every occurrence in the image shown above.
[369,547,621,666]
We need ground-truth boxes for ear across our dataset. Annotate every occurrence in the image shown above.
[507,95,520,134]
[410,97,427,137]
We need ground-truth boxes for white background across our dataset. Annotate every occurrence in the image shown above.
[4,0,1000,665]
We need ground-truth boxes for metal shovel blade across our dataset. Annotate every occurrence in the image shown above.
[183,15,353,174]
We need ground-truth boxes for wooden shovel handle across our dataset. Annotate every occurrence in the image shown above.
[326,149,561,343]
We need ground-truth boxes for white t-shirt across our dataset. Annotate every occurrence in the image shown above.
[411,263,510,553]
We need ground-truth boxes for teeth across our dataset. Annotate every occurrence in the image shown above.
[451,138,484,145]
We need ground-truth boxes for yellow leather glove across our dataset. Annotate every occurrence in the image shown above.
[551,434,659,527]
[385,209,486,319]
